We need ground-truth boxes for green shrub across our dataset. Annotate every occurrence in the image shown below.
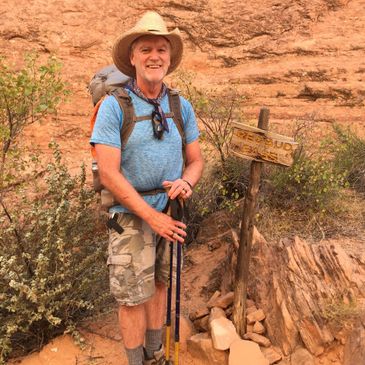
[257,122,365,240]
[330,125,365,192]
[0,53,69,191]
[0,143,109,362]
[268,149,348,212]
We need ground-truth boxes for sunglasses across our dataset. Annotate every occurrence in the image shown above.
[151,105,169,140]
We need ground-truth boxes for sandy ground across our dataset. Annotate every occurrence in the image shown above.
[7,314,195,365]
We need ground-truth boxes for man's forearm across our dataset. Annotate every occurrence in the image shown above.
[182,159,204,188]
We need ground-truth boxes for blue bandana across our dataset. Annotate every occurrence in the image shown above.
[125,79,169,133]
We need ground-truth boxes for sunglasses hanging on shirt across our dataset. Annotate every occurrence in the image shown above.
[124,79,170,140]
[151,104,169,140]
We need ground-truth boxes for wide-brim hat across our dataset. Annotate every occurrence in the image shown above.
[112,11,184,78]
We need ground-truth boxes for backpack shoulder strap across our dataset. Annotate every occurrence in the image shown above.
[167,88,186,148]
[90,96,106,159]
[111,88,136,150]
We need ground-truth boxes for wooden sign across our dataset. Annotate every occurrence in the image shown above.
[231,121,298,167]
[232,108,298,338]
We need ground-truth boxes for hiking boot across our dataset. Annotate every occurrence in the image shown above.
[143,346,172,365]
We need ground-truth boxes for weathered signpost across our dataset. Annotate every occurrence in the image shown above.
[231,108,298,337]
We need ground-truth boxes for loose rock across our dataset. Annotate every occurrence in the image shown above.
[209,291,234,309]
[207,290,221,307]
[210,317,240,350]
[247,309,266,324]
[243,332,271,347]
[229,339,269,365]
[247,306,258,315]
[253,321,266,334]
[187,332,229,365]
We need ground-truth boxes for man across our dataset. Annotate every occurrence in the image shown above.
[90,11,204,365]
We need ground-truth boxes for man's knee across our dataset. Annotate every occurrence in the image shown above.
[118,302,145,316]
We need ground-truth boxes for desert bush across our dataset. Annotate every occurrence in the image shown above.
[321,295,359,330]
[0,53,108,363]
[266,123,364,212]
[257,120,365,240]
[0,53,69,191]
[0,143,109,362]
[330,125,365,192]
[263,116,348,213]
[173,70,247,165]
[268,149,348,212]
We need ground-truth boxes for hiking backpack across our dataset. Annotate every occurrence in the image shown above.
[88,64,186,210]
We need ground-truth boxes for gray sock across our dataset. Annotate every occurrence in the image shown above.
[144,328,163,359]
[125,344,144,365]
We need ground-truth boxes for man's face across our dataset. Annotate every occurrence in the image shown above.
[130,35,171,86]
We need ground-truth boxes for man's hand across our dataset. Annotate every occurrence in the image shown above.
[146,210,187,243]
[162,178,192,200]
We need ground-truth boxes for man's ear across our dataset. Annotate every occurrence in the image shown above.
[129,48,136,66]
[130,55,135,67]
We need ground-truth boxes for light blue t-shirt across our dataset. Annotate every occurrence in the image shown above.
[90,89,200,213]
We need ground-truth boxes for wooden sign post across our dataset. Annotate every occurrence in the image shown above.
[231,108,298,337]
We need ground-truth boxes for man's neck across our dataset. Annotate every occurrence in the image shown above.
[136,79,163,99]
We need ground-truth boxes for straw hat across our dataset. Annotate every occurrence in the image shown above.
[112,11,184,78]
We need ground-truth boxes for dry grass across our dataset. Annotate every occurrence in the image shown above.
[256,189,365,243]
[321,296,360,331]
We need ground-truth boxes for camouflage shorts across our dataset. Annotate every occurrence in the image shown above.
[107,213,177,306]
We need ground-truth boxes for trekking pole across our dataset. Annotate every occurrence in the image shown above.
[169,198,184,365]
[174,238,182,365]
[165,239,174,361]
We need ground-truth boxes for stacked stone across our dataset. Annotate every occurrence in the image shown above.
[187,291,283,365]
